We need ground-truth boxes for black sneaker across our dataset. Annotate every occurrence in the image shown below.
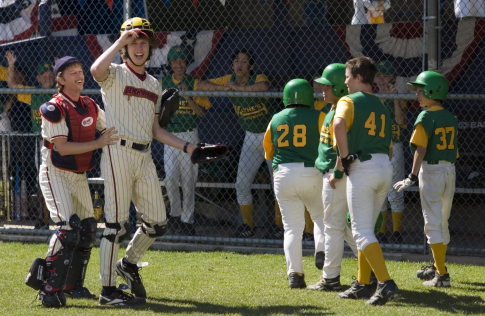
[306,275,341,291]
[231,224,255,238]
[376,232,388,244]
[423,272,451,287]
[315,252,325,270]
[366,279,401,305]
[389,231,403,244]
[99,289,146,305]
[179,222,197,236]
[116,259,146,298]
[64,286,96,299]
[417,264,438,280]
[302,232,314,241]
[39,290,66,307]
[338,280,371,299]
[288,273,306,289]
[263,225,284,239]
[369,271,378,287]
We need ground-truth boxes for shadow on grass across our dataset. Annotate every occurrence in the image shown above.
[394,289,485,314]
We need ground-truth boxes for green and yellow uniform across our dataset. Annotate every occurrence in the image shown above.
[381,99,406,143]
[315,105,336,173]
[314,100,332,113]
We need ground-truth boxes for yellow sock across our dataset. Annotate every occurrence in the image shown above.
[431,243,447,275]
[275,201,283,227]
[357,250,372,285]
[304,209,313,234]
[240,204,253,227]
[392,212,403,232]
[363,242,391,282]
[380,211,388,233]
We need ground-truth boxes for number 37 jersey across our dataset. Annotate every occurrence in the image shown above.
[263,107,325,171]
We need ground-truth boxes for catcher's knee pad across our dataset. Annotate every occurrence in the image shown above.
[102,220,131,244]
[78,217,97,249]
[65,247,92,288]
[141,219,168,237]
[44,247,74,292]
[56,229,80,249]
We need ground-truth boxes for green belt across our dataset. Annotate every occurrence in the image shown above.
[358,153,373,162]
[273,162,315,172]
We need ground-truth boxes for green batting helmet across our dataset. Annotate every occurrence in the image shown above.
[314,63,348,98]
[376,60,396,75]
[283,78,314,108]
[167,45,189,62]
[347,212,384,235]
[407,71,449,101]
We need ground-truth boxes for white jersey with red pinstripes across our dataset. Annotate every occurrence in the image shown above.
[96,63,162,144]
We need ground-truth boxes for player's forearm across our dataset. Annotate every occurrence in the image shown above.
[237,81,269,92]
[152,124,197,155]
[90,40,122,81]
[7,64,19,89]
[411,146,426,175]
[334,157,344,172]
[333,118,349,157]
[197,80,224,91]
[52,139,104,156]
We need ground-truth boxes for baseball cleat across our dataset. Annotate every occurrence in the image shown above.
[231,224,255,238]
[369,271,378,287]
[315,251,325,270]
[263,225,284,240]
[376,232,388,244]
[64,286,96,299]
[417,264,440,280]
[288,273,306,289]
[99,289,146,306]
[423,272,451,287]
[116,259,146,298]
[39,290,66,308]
[366,279,401,306]
[338,280,371,299]
[306,275,341,291]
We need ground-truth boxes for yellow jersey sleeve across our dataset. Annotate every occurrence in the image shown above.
[208,74,232,86]
[398,100,407,128]
[263,122,274,159]
[410,122,428,148]
[255,74,269,83]
[334,96,354,131]
[0,66,7,81]
[17,85,34,105]
[314,100,325,111]
[193,78,211,109]
[318,112,326,132]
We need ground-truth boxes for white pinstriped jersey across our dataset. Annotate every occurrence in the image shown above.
[96,63,162,143]
[40,93,106,164]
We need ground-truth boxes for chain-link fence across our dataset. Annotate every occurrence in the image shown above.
[0,0,484,256]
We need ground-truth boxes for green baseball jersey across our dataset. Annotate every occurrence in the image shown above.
[411,108,458,163]
[315,108,336,173]
[161,74,201,133]
[31,86,53,134]
[229,74,274,133]
[270,108,321,170]
[382,98,405,143]
[347,92,392,157]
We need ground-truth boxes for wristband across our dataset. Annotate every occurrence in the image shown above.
[408,173,418,182]
[333,167,344,179]
[183,142,190,153]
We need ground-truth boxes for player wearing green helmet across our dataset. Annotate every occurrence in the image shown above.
[263,78,326,289]
[394,71,457,288]
[159,45,211,236]
[307,63,358,292]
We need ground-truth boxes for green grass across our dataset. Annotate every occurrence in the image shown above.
[1,241,485,315]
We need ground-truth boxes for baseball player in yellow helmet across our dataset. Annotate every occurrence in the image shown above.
[91,17,200,305]
[394,71,457,288]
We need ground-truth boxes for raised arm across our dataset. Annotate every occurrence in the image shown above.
[152,117,197,154]
[6,51,19,89]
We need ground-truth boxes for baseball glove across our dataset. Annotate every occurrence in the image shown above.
[158,88,179,128]
[191,143,229,164]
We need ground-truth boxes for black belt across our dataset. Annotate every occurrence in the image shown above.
[120,139,150,151]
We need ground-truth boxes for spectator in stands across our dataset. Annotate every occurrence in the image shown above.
[352,0,391,25]
[454,0,485,18]
[374,60,407,244]
[313,68,331,113]
[0,94,12,132]
[198,48,280,238]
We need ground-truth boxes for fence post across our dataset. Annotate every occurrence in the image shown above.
[426,0,439,71]
[123,0,132,20]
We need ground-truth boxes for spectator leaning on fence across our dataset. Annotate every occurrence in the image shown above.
[374,60,407,245]
[198,48,280,239]
[159,45,212,236]
[394,71,458,288]
[352,0,391,25]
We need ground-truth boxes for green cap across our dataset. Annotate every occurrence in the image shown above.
[347,211,383,235]
[283,78,314,108]
[167,45,188,62]
[407,71,449,101]
[376,60,396,75]
[37,62,54,76]
[314,63,348,98]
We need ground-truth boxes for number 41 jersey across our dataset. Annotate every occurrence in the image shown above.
[268,107,324,170]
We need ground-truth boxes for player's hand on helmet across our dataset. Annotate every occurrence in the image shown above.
[97,127,119,148]
[118,29,140,46]
[393,173,418,192]
[339,150,362,176]
[6,51,16,66]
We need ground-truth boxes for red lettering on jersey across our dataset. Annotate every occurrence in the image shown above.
[123,86,158,104]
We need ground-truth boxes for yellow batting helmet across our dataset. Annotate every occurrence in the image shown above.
[120,17,153,35]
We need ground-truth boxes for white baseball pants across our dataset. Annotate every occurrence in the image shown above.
[347,154,392,251]
[273,163,325,275]
[419,161,455,245]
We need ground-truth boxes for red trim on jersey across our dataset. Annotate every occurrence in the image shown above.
[50,135,68,141]
[125,63,147,81]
